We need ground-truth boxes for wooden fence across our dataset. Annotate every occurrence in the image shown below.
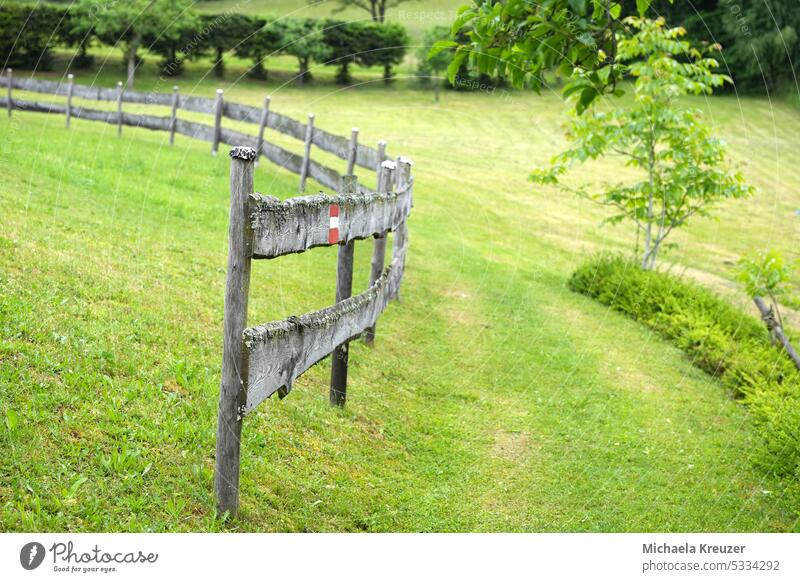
[0,70,390,194]
[217,147,412,516]
[0,70,415,517]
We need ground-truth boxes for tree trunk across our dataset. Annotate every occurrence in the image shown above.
[126,34,139,89]
[383,64,392,84]
[641,139,656,270]
[641,205,653,270]
[336,62,350,84]
[753,296,800,371]
[297,57,310,84]
[214,46,225,78]
[435,73,440,102]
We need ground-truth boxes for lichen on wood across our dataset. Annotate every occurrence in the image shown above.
[247,185,410,259]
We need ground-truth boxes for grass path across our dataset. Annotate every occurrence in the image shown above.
[0,66,798,531]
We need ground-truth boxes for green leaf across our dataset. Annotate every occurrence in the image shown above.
[636,0,651,15]
[67,476,88,498]
[576,87,598,114]
[569,0,587,14]
[447,49,468,83]
[5,409,18,432]
[428,40,458,59]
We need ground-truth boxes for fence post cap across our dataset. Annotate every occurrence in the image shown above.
[117,81,123,86]
[380,159,397,170]
[351,127,359,134]
[397,156,414,167]
[230,146,257,161]
[308,112,315,119]
[216,88,224,95]
[173,85,179,92]
[265,95,271,103]
[67,73,74,80]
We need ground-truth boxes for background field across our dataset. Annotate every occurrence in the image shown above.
[1,41,799,531]
[196,0,465,40]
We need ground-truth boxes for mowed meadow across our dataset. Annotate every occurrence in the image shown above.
[1,48,799,531]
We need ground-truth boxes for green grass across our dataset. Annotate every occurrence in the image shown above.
[1,53,799,531]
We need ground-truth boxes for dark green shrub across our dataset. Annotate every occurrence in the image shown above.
[199,13,263,79]
[321,20,364,84]
[321,19,411,84]
[570,254,800,489]
[234,19,280,80]
[0,3,65,70]
[356,22,409,84]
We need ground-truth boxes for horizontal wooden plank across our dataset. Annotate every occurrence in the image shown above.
[222,100,380,171]
[180,95,216,115]
[1,76,177,107]
[0,97,65,114]
[248,181,411,259]
[223,102,305,141]
[175,118,215,142]
[311,128,349,160]
[222,101,262,125]
[355,142,381,171]
[307,158,341,191]
[242,255,405,412]
[0,97,176,131]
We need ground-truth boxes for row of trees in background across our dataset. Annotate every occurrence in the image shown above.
[0,1,410,88]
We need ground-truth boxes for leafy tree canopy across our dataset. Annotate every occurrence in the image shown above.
[279,18,330,83]
[433,0,671,109]
[531,17,753,270]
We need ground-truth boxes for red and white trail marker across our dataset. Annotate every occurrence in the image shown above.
[328,204,340,244]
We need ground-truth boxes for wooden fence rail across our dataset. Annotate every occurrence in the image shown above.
[0,73,386,192]
[216,147,413,516]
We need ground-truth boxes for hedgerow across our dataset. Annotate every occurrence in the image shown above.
[570,254,800,498]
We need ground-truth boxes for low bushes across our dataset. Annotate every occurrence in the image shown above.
[0,2,411,84]
[0,3,66,70]
[570,254,800,491]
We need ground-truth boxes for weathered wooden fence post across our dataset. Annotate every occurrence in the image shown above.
[212,89,223,155]
[346,128,358,175]
[330,174,358,406]
[392,157,413,301]
[364,160,396,346]
[376,140,387,173]
[65,74,74,128]
[299,113,315,192]
[169,86,179,146]
[215,145,257,517]
[116,81,123,136]
[6,68,12,117]
[255,96,270,165]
